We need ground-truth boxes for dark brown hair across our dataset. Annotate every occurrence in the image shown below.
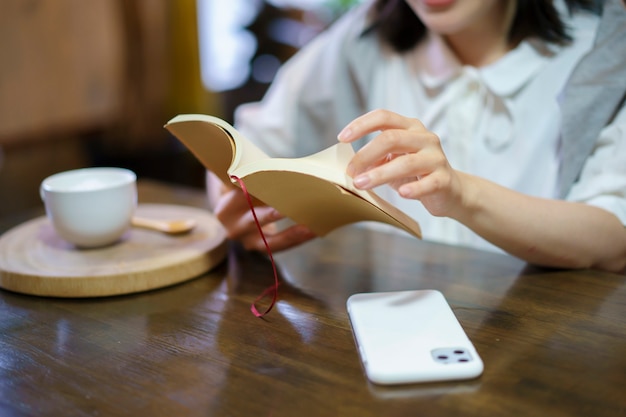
[369,0,601,52]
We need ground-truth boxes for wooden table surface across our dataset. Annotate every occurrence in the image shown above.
[1,180,625,417]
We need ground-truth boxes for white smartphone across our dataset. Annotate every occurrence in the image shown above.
[347,289,483,385]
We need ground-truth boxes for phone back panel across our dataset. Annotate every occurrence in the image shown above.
[347,290,483,385]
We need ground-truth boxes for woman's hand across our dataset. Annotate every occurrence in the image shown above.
[338,109,470,219]
[208,173,316,252]
[338,110,626,273]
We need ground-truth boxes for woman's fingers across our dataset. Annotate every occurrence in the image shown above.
[240,224,316,252]
[346,126,444,191]
[215,189,281,239]
[339,110,439,179]
[214,188,316,252]
[338,109,423,143]
[337,109,465,218]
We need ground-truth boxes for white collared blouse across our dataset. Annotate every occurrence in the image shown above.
[234,1,626,253]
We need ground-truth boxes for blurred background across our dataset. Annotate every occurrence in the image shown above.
[0,0,362,221]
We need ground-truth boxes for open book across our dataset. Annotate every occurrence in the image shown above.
[165,114,421,239]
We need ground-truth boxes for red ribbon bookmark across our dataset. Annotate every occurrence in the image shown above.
[230,175,279,317]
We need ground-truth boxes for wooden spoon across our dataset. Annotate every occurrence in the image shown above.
[131,216,197,235]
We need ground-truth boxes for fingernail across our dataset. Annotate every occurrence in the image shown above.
[398,185,410,197]
[337,127,352,142]
[294,225,314,237]
[353,174,370,189]
[270,208,282,220]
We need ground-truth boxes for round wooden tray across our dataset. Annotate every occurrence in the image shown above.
[0,204,227,297]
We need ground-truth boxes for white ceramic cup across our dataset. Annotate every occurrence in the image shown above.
[40,167,137,248]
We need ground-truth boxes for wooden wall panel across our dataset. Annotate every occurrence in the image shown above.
[0,0,125,143]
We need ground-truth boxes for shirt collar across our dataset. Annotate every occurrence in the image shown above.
[480,39,555,96]
[413,32,555,96]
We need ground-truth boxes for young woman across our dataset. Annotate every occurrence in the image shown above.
[210,0,626,272]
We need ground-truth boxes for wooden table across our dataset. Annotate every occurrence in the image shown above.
[1,180,625,417]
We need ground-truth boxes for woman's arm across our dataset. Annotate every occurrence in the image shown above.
[339,109,626,273]
[454,172,626,272]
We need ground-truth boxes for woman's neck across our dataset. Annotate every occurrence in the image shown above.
[444,2,517,67]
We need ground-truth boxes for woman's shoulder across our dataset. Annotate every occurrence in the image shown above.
[312,0,386,59]
[561,7,600,49]
[321,1,376,41]
[505,9,601,88]
[279,1,390,89]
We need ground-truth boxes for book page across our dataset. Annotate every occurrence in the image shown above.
[231,143,422,238]
[165,114,268,187]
